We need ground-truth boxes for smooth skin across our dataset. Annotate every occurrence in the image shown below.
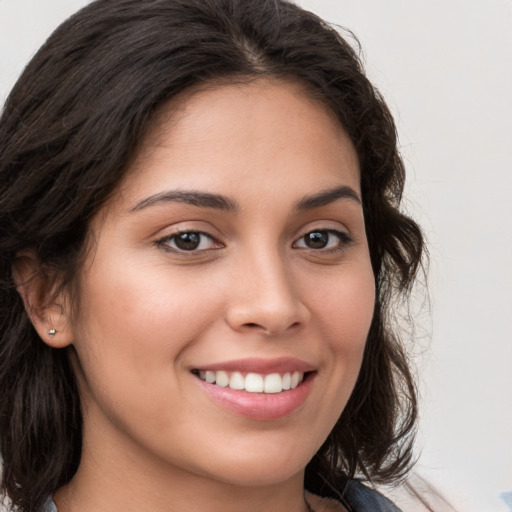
[19,79,375,512]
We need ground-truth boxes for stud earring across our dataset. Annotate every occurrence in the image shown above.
[48,329,57,336]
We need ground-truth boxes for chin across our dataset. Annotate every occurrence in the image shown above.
[211,462,306,488]
[191,442,315,488]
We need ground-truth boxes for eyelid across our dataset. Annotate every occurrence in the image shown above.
[156,229,224,253]
[154,222,353,255]
[292,227,353,250]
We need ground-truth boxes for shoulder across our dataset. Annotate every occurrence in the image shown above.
[42,497,58,512]
[344,480,402,512]
[307,479,402,512]
[41,484,401,512]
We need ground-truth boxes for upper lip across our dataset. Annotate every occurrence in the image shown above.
[192,357,315,375]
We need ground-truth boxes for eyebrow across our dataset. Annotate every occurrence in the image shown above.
[294,185,361,210]
[130,190,239,212]
[129,184,360,213]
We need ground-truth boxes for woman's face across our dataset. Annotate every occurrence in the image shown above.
[68,80,375,488]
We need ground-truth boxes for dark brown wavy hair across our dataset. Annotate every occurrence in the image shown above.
[0,1,424,510]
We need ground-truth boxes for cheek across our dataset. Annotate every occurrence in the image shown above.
[314,262,375,386]
[69,266,226,446]
[70,257,223,397]
[78,256,216,335]
[298,265,375,450]
[308,262,375,348]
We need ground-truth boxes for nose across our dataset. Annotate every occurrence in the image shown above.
[225,250,311,337]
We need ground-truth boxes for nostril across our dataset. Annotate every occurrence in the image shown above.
[241,320,301,335]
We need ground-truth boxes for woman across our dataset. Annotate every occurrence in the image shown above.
[0,1,424,511]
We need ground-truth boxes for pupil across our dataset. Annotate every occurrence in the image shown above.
[306,231,328,249]
[175,232,200,250]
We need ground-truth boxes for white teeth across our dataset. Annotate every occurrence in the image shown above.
[290,371,301,389]
[264,373,283,393]
[215,370,229,387]
[282,372,291,390]
[245,373,264,392]
[229,371,245,390]
[197,370,306,393]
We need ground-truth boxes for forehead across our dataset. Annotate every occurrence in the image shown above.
[116,78,360,208]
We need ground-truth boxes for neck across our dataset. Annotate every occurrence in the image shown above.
[54,425,311,512]
[55,474,310,512]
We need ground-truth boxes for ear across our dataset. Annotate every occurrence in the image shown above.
[12,250,74,348]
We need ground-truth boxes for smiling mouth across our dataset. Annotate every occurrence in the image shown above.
[192,370,308,394]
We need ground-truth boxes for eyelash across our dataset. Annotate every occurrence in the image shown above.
[156,228,353,254]
[156,230,222,253]
[292,229,353,253]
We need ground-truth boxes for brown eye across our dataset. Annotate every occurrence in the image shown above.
[303,231,329,249]
[174,232,201,250]
[158,231,222,252]
[293,229,352,251]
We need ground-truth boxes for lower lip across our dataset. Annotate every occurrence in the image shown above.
[196,374,315,420]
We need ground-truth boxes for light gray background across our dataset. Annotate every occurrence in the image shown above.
[1,1,511,511]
